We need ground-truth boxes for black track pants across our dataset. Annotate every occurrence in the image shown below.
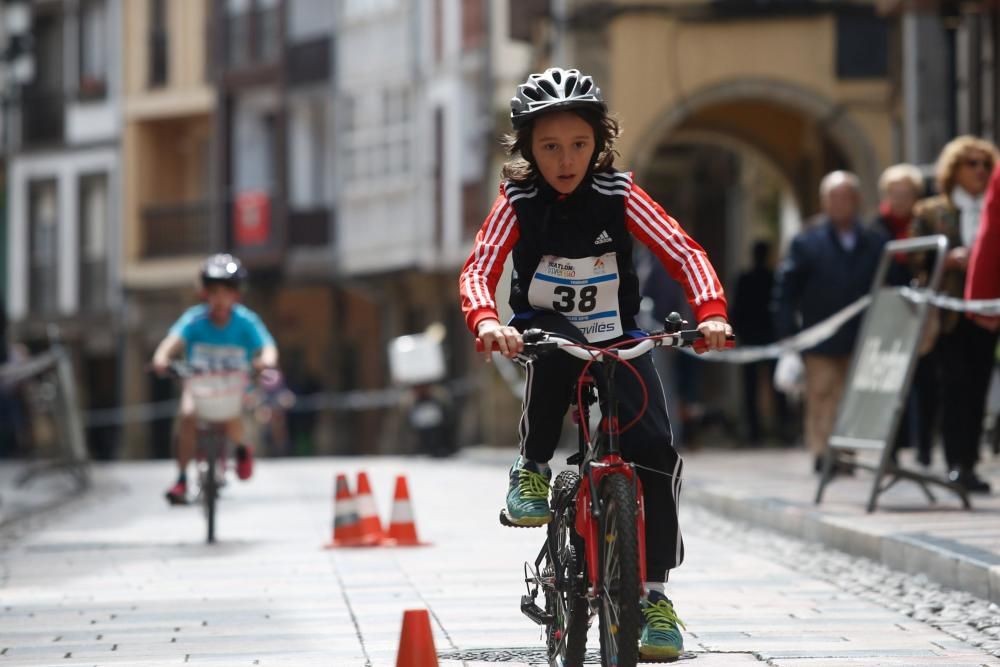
[940,316,998,470]
[512,311,684,579]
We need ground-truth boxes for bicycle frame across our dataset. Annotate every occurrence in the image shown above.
[572,361,648,592]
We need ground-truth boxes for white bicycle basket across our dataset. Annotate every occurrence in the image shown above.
[186,370,248,421]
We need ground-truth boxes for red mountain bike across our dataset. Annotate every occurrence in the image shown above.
[498,314,732,667]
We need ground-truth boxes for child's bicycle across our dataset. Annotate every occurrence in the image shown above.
[491,314,733,667]
[166,361,249,544]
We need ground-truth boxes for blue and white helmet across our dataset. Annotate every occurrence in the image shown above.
[510,67,606,129]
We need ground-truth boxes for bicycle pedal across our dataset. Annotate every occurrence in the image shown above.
[519,595,553,626]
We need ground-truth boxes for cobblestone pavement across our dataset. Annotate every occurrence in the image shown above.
[0,456,997,666]
[680,447,1000,605]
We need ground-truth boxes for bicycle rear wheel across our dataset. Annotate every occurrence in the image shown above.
[544,471,589,667]
[597,472,641,667]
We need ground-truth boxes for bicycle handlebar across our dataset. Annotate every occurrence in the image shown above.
[151,360,254,380]
[475,328,735,358]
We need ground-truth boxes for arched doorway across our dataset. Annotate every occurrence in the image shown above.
[629,80,880,445]
[633,79,879,209]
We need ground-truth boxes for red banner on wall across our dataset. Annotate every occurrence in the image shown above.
[233,191,270,247]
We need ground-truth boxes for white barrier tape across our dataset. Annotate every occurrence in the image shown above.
[82,377,476,429]
[690,294,873,364]
[691,288,1000,364]
[898,287,1000,316]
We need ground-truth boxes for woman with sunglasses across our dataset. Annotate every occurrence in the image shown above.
[912,135,1000,494]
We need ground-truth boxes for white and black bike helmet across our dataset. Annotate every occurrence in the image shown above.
[510,67,607,129]
[200,253,247,288]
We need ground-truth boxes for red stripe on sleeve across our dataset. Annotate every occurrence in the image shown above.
[625,182,728,322]
[459,188,520,334]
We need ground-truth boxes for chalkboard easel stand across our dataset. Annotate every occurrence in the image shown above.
[813,235,973,513]
[815,441,971,512]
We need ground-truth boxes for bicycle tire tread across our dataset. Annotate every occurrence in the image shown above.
[598,472,642,667]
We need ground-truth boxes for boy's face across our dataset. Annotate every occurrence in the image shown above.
[201,283,240,321]
[531,111,595,195]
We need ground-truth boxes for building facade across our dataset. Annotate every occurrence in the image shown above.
[4,0,123,459]
[118,0,218,458]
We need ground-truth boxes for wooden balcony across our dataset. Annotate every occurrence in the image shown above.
[141,201,213,258]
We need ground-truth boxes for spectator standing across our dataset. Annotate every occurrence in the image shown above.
[875,164,924,285]
[913,136,999,493]
[773,171,887,472]
[874,164,928,463]
[731,240,789,446]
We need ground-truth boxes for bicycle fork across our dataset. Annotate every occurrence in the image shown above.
[577,459,648,589]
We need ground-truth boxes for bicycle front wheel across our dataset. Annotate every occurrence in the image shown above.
[597,472,641,667]
[545,471,589,667]
[202,433,219,544]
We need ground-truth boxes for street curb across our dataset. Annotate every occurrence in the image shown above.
[684,483,1000,605]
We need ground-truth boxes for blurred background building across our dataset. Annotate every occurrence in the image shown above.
[2,0,1000,458]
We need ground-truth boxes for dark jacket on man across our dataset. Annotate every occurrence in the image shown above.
[773,218,887,356]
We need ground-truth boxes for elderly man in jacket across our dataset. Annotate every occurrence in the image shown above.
[774,171,887,472]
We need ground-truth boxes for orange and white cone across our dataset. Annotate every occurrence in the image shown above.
[353,471,384,546]
[384,475,428,547]
[395,608,438,667]
[324,473,360,548]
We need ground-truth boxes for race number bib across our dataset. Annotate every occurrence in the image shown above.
[190,343,249,371]
[527,253,622,342]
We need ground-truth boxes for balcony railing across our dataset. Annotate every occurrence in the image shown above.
[141,201,213,258]
[21,90,65,146]
[288,208,331,247]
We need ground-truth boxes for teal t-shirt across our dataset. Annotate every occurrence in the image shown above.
[168,304,275,370]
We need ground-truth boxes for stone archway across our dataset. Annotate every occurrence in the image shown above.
[629,77,882,212]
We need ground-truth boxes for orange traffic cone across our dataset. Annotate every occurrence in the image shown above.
[395,609,438,667]
[384,475,428,547]
[324,473,360,548]
[353,471,384,546]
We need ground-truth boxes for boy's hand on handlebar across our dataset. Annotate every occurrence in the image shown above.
[697,316,733,353]
[151,356,171,377]
[252,357,274,372]
[476,319,524,361]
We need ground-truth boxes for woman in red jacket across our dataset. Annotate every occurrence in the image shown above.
[967,165,1000,330]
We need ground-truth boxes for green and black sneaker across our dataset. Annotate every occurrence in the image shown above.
[502,456,552,527]
[639,590,685,660]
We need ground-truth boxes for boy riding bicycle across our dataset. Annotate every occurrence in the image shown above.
[152,254,279,505]
[459,68,732,659]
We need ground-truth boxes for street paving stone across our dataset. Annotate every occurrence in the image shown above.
[0,456,997,665]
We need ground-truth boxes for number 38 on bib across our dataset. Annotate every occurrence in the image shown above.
[527,253,623,342]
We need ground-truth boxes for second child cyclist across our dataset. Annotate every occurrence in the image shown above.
[152,254,279,505]
[459,68,732,660]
